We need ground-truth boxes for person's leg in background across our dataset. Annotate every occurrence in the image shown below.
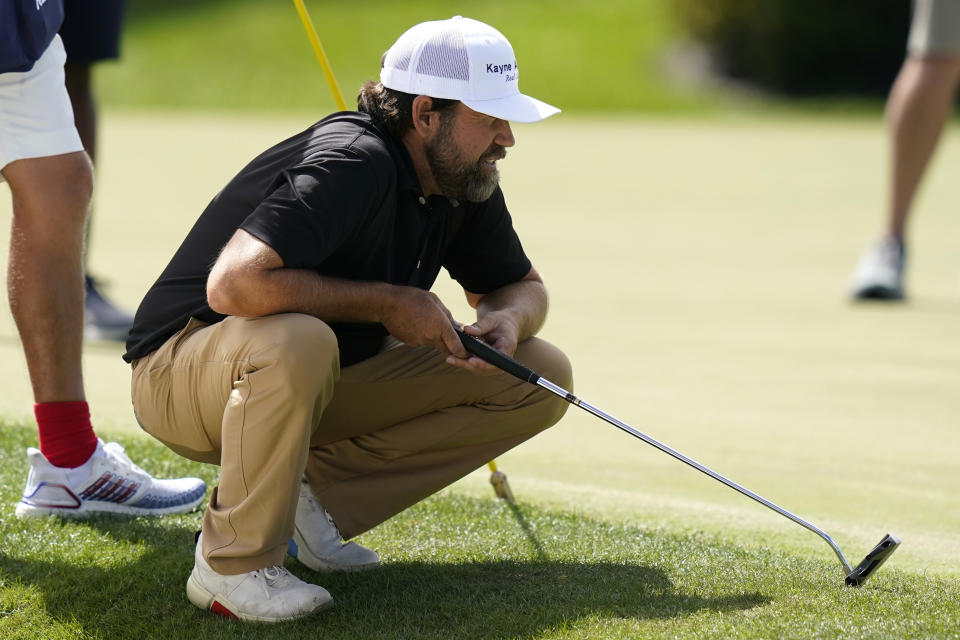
[5,151,93,434]
[60,0,134,339]
[884,57,960,242]
[851,0,960,300]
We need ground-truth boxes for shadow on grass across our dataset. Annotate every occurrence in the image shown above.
[0,515,768,640]
[320,559,768,639]
[503,499,548,561]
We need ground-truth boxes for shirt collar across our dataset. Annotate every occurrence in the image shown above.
[378,125,423,194]
[377,121,460,208]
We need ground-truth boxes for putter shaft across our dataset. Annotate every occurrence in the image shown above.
[533,376,855,573]
[454,328,857,574]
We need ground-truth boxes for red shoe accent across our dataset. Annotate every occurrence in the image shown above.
[210,600,238,619]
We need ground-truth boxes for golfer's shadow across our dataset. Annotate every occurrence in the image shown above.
[0,515,768,640]
[321,559,767,639]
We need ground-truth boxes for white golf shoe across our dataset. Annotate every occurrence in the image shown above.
[187,534,333,622]
[16,439,206,518]
[288,480,380,572]
[850,236,905,300]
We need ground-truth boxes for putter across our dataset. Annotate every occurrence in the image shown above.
[455,328,900,586]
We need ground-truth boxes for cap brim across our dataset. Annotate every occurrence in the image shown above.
[462,92,560,123]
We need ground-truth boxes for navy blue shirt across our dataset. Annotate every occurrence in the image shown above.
[124,112,532,366]
[1,0,64,73]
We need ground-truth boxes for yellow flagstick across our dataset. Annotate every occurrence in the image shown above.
[292,0,513,501]
[292,0,347,111]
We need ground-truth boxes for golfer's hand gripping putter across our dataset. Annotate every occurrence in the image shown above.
[456,328,539,383]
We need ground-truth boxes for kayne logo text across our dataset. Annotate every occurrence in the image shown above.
[486,61,518,74]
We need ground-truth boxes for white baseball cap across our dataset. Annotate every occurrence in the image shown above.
[380,16,561,123]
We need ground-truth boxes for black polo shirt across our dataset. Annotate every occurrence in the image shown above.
[123,112,531,366]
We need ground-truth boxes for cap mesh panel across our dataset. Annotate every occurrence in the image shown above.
[415,28,469,81]
[390,51,411,72]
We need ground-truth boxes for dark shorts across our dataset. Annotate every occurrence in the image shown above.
[59,0,127,62]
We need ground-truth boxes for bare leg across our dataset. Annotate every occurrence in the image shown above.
[64,61,97,260]
[2,152,93,403]
[8,151,208,519]
[885,56,960,239]
[61,60,134,341]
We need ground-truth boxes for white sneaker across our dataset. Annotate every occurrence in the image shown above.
[288,480,380,572]
[187,534,332,622]
[16,439,206,518]
[850,237,906,300]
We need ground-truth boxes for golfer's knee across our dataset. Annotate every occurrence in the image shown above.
[518,337,572,390]
[63,153,94,209]
[539,377,571,428]
[248,314,340,387]
[517,337,573,427]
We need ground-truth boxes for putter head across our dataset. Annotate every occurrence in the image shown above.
[845,533,900,586]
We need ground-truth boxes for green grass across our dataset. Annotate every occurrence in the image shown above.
[97,0,719,115]
[1,424,957,640]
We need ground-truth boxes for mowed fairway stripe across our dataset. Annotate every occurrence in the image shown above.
[0,111,956,578]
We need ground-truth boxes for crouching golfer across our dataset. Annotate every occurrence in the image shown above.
[124,16,572,622]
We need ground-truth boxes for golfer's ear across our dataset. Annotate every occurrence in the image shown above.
[411,95,440,138]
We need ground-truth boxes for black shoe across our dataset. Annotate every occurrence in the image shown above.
[84,275,134,342]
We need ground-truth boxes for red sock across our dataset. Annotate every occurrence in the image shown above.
[35,401,98,468]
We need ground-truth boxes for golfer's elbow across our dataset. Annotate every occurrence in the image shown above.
[207,268,259,317]
[207,281,239,316]
[209,229,288,316]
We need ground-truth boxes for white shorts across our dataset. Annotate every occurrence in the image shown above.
[0,35,84,177]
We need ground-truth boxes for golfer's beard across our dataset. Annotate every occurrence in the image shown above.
[426,134,505,203]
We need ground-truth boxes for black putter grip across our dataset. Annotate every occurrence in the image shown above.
[455,328,540,384]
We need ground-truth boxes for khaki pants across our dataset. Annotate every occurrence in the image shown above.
[131,314,572,575]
